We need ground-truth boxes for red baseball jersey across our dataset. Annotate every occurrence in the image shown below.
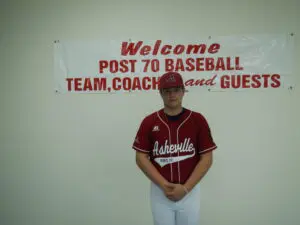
[132,108,217,184]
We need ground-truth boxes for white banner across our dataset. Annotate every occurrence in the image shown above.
[53,34,295,93]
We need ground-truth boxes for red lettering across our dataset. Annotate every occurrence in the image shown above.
[185,75,217,87]
[93,78,107,90]
[194,79,206,86]
[121,41,143,56]
[119,60,137,73]
[112,77,121,90]
[142,77,151,90]
[121,41,221,56]
[205,58,215,71]
[242,75,251,88]
[215,58,225,71]
[185,58,195,72]
[235,57,243,70]
[196,58,205,71]
[83,78,92,91]
[151,59,160,72]
[152,77,160,89]
[175,59,185,72]
[231,75,241,88]
[109,60,118,73]
[100,60,137,74]
[153,40,161,55]
[129,60,137,72]
[226,57,234,70]
[219,74,281,89]
[251,75,261,88]
[99,60,108,73]
[271,74,281,88]
[132,77,142,90]
[185,79,195,86]
[66,78,73,91]
[186,44,207,54]
[208,43,221,54]
[140,46,151,55]
[173,45,185,54]
[262,74,270,88]
[165,59,174,72]
[161,45,172,55]
[220,75,230,89]
[74,78,82,91]
[142,59,150,72]
[66,78,107,91]
[205,75,217,86]
[123,77,132,90]
[119,60,129,73]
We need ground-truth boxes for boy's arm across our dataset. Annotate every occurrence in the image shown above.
[184,151,213,191]
[135,151,169,189]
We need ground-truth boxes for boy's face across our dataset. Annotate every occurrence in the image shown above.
[160,86,185,109]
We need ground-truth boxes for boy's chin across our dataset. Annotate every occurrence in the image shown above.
[166,102,180,109]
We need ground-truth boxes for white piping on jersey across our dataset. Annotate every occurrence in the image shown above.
[176,111,192,183]
[200,145,217,154]
[133,145,149,153]
[157,111,173,182]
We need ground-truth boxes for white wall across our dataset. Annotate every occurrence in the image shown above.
[1,0,299,225]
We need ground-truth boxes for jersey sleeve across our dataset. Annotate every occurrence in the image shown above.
[197,115,217,154]
[132,117,152,154]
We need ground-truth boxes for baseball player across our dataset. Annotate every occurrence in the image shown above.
[132,71,217,225]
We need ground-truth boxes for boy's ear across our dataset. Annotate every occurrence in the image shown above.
[159,89,163,96]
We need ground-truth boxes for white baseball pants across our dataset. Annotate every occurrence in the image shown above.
[150,182,201,225]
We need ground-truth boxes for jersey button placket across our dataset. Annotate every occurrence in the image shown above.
[170,122,177,183]
[166,122,171,183]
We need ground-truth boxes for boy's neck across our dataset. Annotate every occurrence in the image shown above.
[164,106,183,116]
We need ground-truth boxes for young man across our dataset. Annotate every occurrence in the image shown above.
[132,71,217,225]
